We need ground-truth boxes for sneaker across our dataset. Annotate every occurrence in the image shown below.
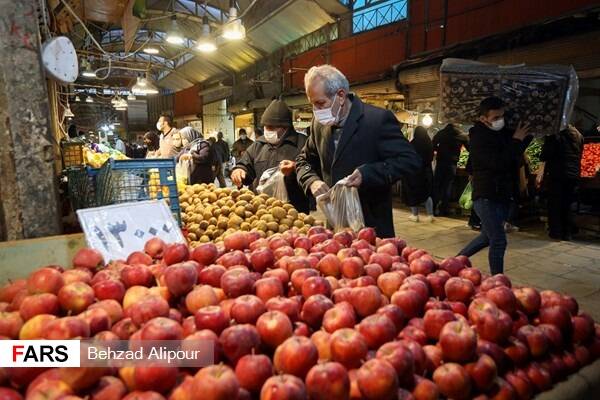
[504,223,519,233]
[425,216,435,223]
[408,215,419,222]
[470,224,482,231]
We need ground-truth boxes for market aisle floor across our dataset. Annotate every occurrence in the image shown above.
[389,207,600,321]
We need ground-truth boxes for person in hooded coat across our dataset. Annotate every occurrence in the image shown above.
[403,126,434,222]
[231,99,310,213]
[176,127,215,184]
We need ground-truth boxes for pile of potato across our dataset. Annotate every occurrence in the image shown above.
[179,184,321,246]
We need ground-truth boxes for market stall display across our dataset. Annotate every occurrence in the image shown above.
[84,144,128,169]
[0,227,598,400]
[440,59,579,137]
[580,142,600,178]
[179,184,322,245]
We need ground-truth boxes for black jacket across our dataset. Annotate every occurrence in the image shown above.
[176,140,215,184]
[214,139,230,163]
[433,124,469,165]
[540,125,584,181]
[469,122,532,203]
[404,127,434,206]
[235,129,310,213]
[296,94,421,237]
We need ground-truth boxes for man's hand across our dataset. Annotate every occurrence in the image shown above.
[279,160,296,176]
[231,168,246,187]
[310,180,330,197]
[180,153,192,161]
[345,169,362,188]
[513,121,531,141]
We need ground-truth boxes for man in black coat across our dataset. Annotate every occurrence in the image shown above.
[432,123,469,215]
[458,97,531,275]
[296,65,421,237]
[231,98,310,213]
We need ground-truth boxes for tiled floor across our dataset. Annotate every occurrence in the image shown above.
[390,207,600,320]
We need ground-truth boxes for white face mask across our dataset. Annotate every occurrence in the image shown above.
[490,118,505,131]
[264,129,279,144]
[313,95,342,126]
[240,134,247,140]
[156,121,163,131]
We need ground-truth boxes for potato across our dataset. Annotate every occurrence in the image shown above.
[271,207,286,221]
[266,222,279,232]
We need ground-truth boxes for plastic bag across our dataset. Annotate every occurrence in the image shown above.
[459,182,473,210]
[176,158,192,184]
[256,167,288,202]
[317,178,365,232]
[440,58,578,137]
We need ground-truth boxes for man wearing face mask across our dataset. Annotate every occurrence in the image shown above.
[296,65,421,237]
[458,97,532,275]
[155,113,182,158]
[232,129,254,159]
[230,98,310,213]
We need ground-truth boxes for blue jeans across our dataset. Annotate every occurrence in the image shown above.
[458,198,509,275]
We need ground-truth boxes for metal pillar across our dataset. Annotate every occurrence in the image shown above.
[0,0,61,241]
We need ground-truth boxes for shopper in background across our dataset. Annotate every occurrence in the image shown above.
[432,123,469,216]
[114,136,127,154]
[297,64,421,237]
[177,127,215,184]
[404,126,435,222]
[156,113,182,158]
[538,125,584,240]
[144,131,160,159]
[458,97,532,275]
[231,99,310,212]
[213,132,230,188]
[232,128,254,159]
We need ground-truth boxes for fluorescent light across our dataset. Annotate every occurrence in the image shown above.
[127,93,136,101]
[131,75,159,95]
[74,95,81,102]
[143,47,159,54]
[222,7,245,40]
[166,16,185,45]
[82,69,96,78]
[197,16,217,52]
[422,114,433,128]
[85,96,93,103]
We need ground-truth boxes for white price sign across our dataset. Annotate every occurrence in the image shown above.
[77,200,185,262]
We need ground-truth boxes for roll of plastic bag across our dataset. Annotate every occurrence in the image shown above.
[256,166,289,202]
[317,178,365,232]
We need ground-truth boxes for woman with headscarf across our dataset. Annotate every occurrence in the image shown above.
[403,126,435,222]
[177,127,215,184]
[144,131,160,158]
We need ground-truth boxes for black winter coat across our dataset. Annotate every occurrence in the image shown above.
[176,140,216,184]
[296,94,421,237]
[235,129,310,213]
[469,122,532,203]
[540,125,584,181]
[404,127,433,206]
[433,124,469,165]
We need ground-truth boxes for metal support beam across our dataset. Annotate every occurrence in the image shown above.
[0,0,61,240]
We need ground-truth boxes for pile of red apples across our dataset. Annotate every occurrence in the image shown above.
[0,226,598,400]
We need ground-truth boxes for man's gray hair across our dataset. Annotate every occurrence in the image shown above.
[304,65,350,97]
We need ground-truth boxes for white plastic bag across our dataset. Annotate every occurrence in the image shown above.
[256,167,288,202]
[317,178,365,232]
[176,158,192,184]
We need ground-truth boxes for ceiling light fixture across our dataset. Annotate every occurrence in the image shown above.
[197,15,217,52]
[85,96,93,103]
[222,0,245,40]
[127,93,137,101]
[166,15,185,45]
[74,95,81,102]
[64,103,75,118]
[131,74,159,95]
[80,59,96,78]
[143,46,160,54]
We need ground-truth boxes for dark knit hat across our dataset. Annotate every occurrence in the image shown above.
[261,98,292,127]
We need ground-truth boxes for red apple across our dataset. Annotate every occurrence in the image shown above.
[400,278,429,303]
[302,276,332,299]
[79,308,111,335]
[410,256,436,276]
[0,311,23,339]
[475,308,512,344]
[88,300,123,325]
[350,285,381,318]
[256,310,293,349]
[293,321,312,337]
[350,276,376,288]
[90,376,127,400]
[44,316,90,339]
[458,268,482,286]
[198,265,226,288]
[439,257,464,276]
[337,248,359,261]
[412,376,440,400]
[93,279,125,302]
[274,336,318,379]
[133,365,177,394]
[376,341,415,385]
[300,294,334,328]
[144,237,165,259]
[163,244,190,266]
[191,243,218,265]
[433,363,471,400]
[572,314,594,344]
[220,268,254,298]
[27,268,64,295]
[57,282,94,314]
[266,296,300,322]
[219,324,261,364]
[193,305,227,334]
[525,363,552,392]
[357,227,376,245]
[260,374,306,400]
[465,354,497,391]
[357,359,398,400]
[121,264,154,288]
[138,317,183,341]
[422,344,443,374]
[230,295,266,324]
[311,330,332,361]
[192,364,239,400]
[19,293,59,320]
[486,286,518,316]
[377,271,406,298]
[330,328,368,369]
[439,320,476,363]
[73,248,104,269]
[163,263,198,297]
[516,325,549,358]
[364,264,384,280]
[426,270,451,299]
[290,269,319,294]
[369,253,393,272]
[111,318,138,339]
[513,287,541,315]
[505,371,533,400]
[341,257,365,279]
[538,323,563,350]
[19,314,56,340]
[248,248,274,273]
[357,314,397,349]
[445,277,475,303]
[398,325,427,345]
[376,304,406,332]
[305,362,349,400]
[391,289,426,319]
[235,354,273,393]
[377,243,399,257]
[185,285,218,314]
[217,250,250,268]
[423,309,456,340]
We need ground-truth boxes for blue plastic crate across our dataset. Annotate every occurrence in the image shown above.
[95,158,181,224]
[66,166,100,210]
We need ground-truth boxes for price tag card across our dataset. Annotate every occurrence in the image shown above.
[77,200,185,262]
